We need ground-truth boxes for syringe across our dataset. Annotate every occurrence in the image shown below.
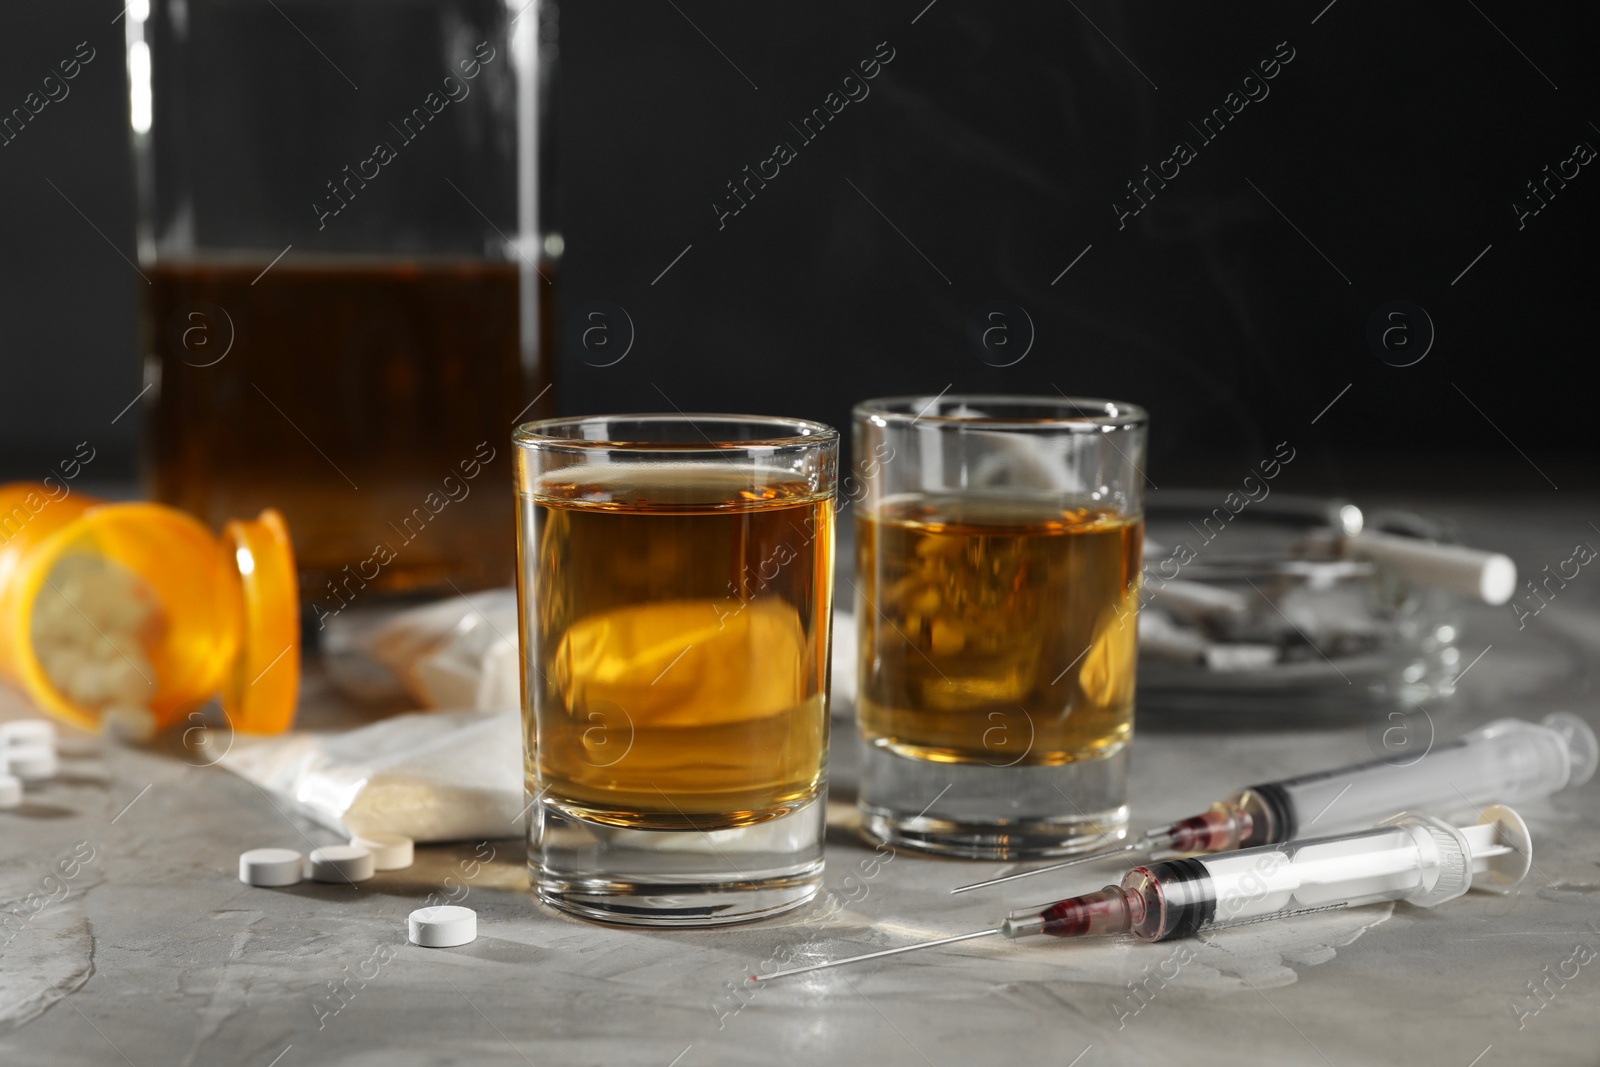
[952,712,1595,894]
[755,806,1530,981]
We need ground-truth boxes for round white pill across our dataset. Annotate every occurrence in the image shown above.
[409,905,476,948]
[0,772,22,809]
[4,744,58,782]
[0,719,56,749]
[350,833,413,871]
[308,845,375,883]
[239,848,303,887]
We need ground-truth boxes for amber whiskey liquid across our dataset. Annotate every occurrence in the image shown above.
[522,466,832,831]
[856,493,1142,766]
[141,258,554,603]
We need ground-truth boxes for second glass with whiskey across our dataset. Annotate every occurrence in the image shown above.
[853,395,1147,859]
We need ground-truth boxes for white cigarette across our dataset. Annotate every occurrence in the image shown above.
[1346,530,1517,605]
[1138,612,1279,671]
[1144,577,1249,624]
[1138,611,1209,661]
[1203,644,1280,672]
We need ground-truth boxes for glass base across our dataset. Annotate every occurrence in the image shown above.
[856,741,1129,860]
[531,793,825,927]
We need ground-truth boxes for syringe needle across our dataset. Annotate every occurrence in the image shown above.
[949,841,1147,894]
[756,807,1533,987]
[751,928,1001,982]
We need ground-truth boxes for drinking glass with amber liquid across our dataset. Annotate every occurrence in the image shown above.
[853,396,1147,858]
[515,415,836,925]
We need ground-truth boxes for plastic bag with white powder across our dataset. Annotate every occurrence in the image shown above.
[220,708,525,842]
[220,590,856,842]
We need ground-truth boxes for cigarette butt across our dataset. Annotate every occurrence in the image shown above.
[1145,578,1250,623]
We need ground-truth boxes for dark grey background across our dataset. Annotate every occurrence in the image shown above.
[2,1,1595,494]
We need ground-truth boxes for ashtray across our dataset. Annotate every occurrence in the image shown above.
[1135,492,1511,726]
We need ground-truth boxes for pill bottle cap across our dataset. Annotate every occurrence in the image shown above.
[218,509,299,734]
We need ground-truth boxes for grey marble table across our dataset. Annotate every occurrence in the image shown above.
[2,494,1597,1067]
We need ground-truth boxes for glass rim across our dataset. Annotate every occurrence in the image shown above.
[513,412,838,451]
[854,394,1146,431]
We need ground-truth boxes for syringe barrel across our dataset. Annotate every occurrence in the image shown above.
[1237,714,1595,845]
[1126,815,1484,941]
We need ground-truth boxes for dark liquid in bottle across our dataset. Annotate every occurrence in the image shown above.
[141,258,555,610]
